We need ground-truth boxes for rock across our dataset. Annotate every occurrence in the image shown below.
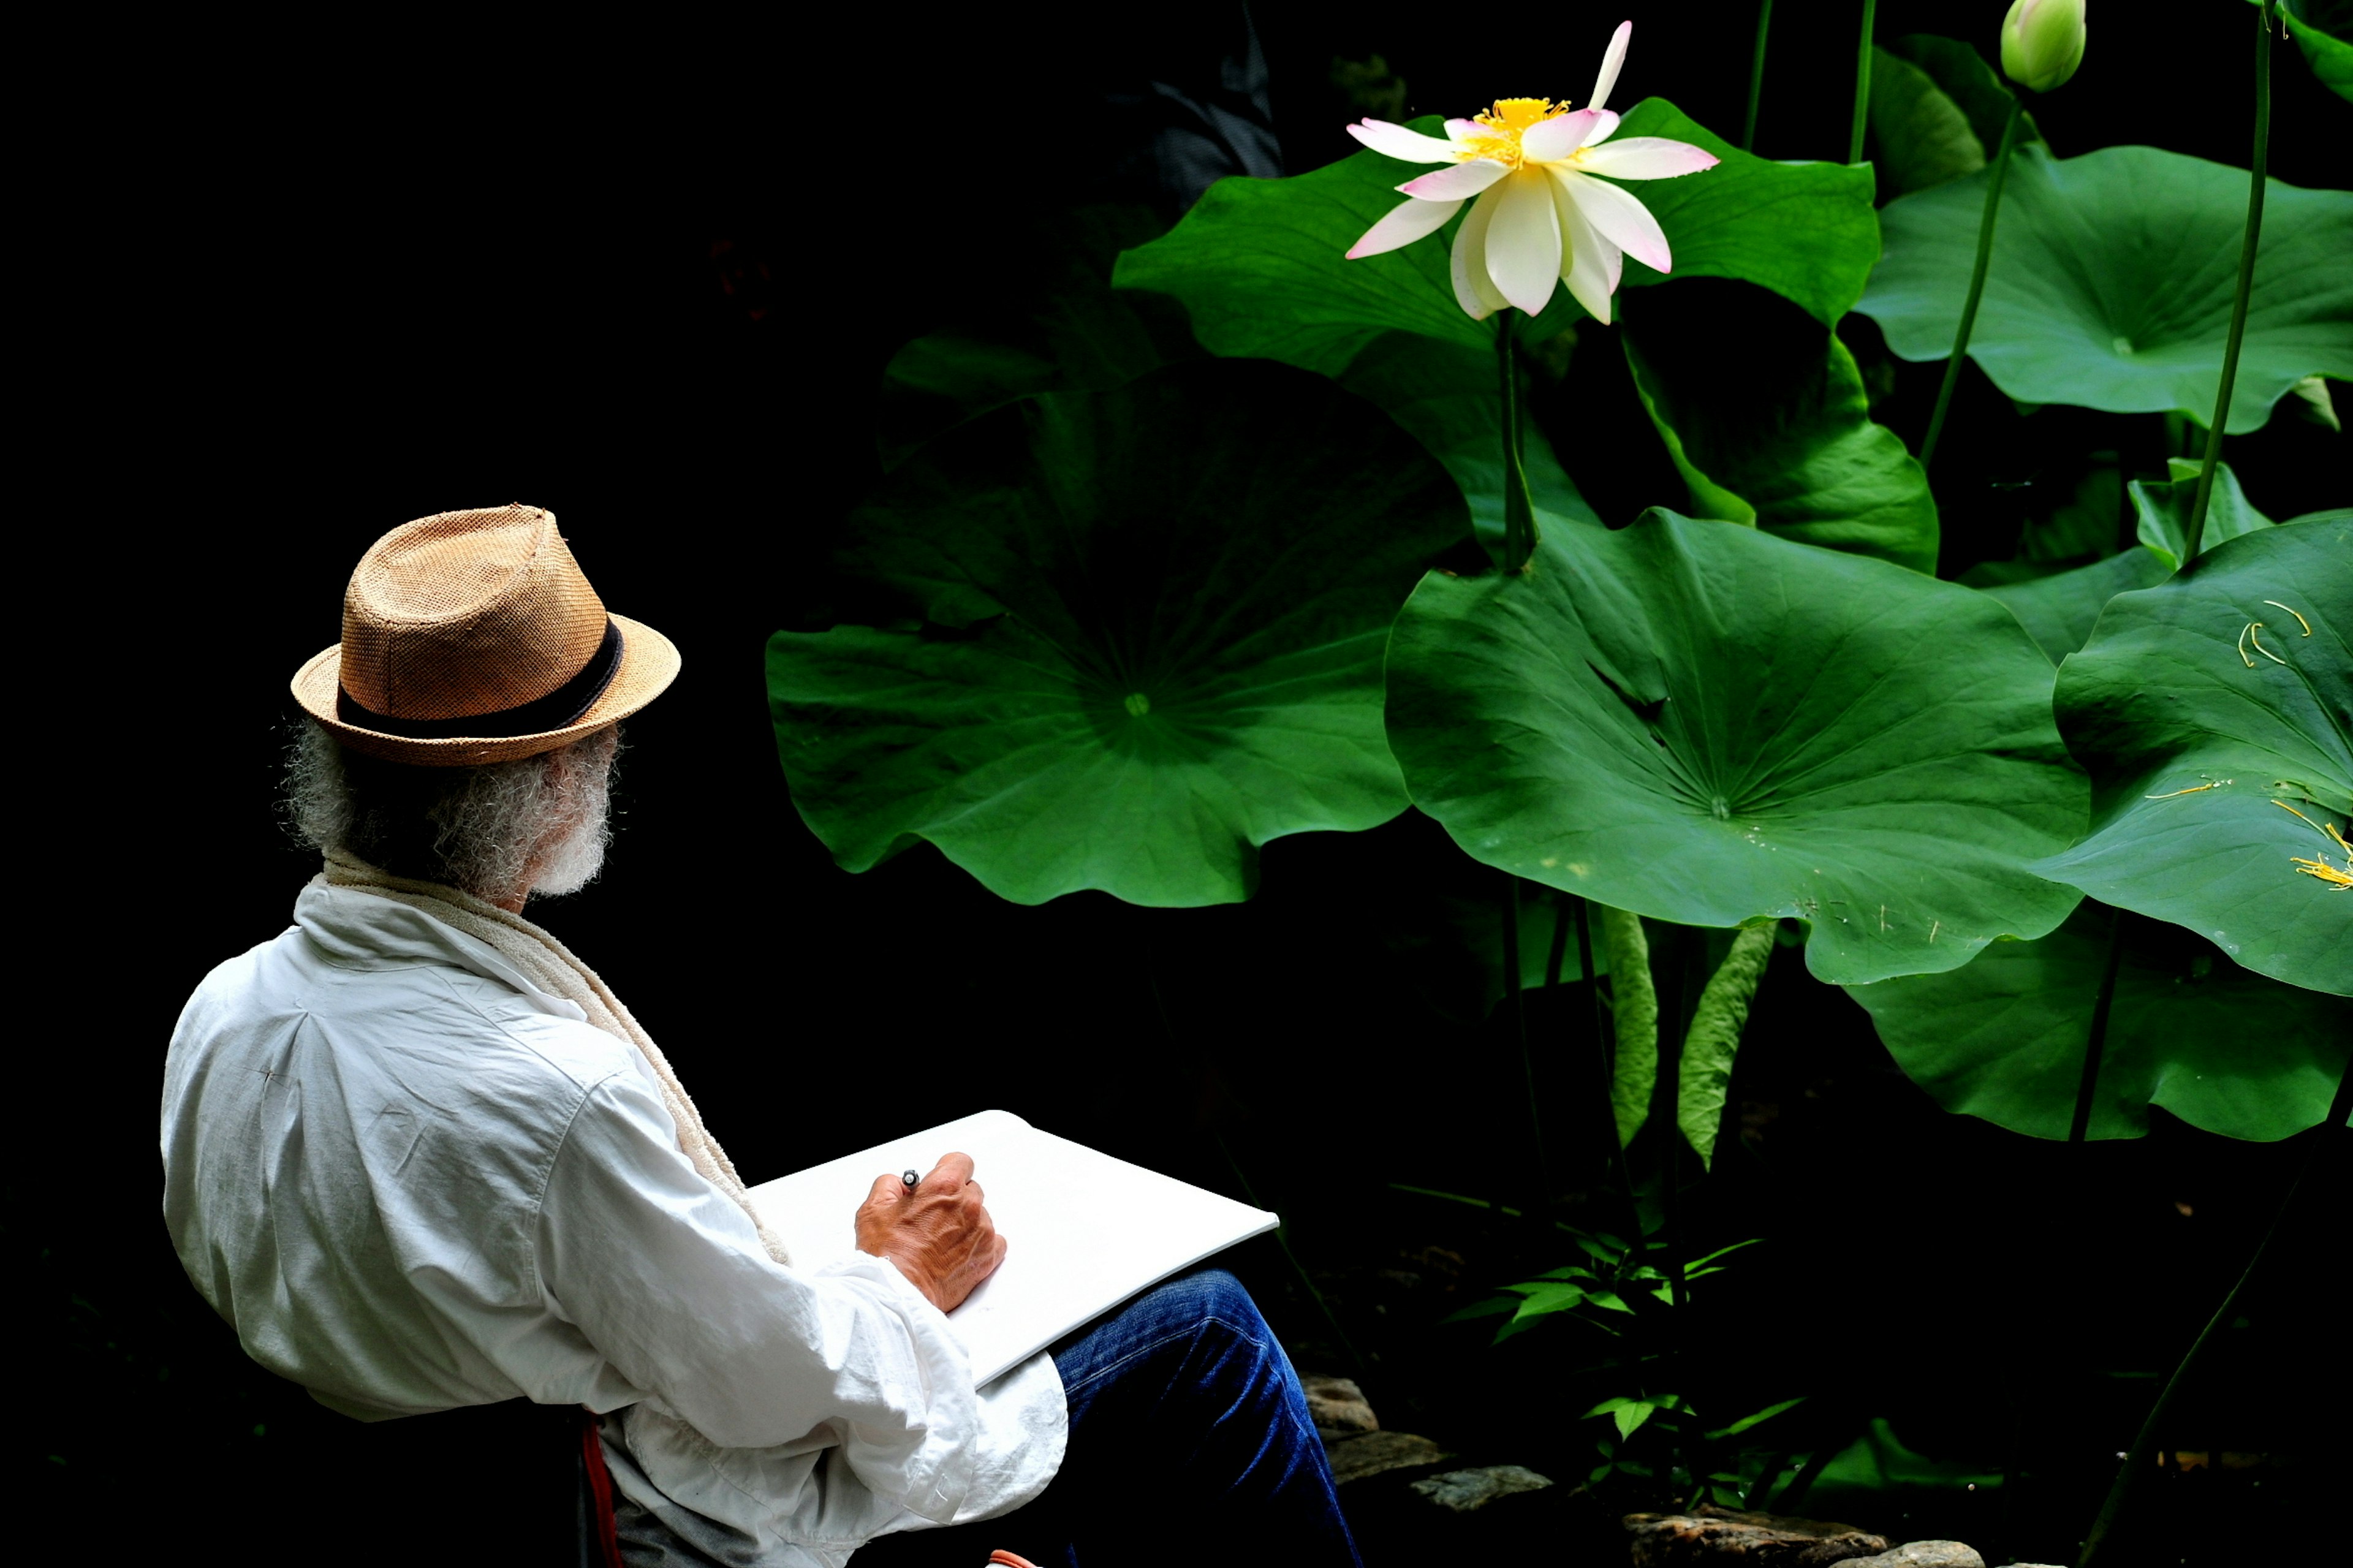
[1301,1374,1379,1442]
[1409,1464,1555,1513]
[1843,1546,1985,1568]
[1625,1504,1892,1564]
[1328,1430,1450,1485]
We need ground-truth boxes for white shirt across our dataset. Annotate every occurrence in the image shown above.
[160,882,1066,1565]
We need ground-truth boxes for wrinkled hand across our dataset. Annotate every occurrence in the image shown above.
[855,1151,1007,1312]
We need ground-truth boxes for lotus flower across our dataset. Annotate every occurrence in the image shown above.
[1342,21,1718,324]
[2001,0,2087,93]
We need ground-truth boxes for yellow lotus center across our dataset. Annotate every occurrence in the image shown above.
[1463,97,1574,169]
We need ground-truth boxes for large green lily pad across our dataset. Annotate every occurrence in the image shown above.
[1112,101,1877,357]
[768,360,1471,906]
[1623,280,1938,572]
[1384,510,2087,983]
[2033,517,2353,995]
[1852,903,2352,1140]
[1860,146,2353,433]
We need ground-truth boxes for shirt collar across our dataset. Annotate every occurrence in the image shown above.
[292,877,588,1022]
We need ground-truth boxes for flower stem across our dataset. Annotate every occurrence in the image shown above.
[1576,896,1643,1235]
[2066,906,2128,1145]
[1918,95,2024,474]
[1846,0,1876,165]
[1501,875,1548,1203]
[1742,0,1774,153]
[2183,0,2275,570]
[2077,1048,2353,1566]
[1498,308,1537,572]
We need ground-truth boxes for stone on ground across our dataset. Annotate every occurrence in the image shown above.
[1625,1503,1892,1564]
[1843,1545,1985,1568]
[1409,1464,1554,1513]
[1301,1374,1379,1442]
[1328,1430,1452,1484]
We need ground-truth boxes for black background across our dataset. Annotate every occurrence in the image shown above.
[25,3,2347,1562]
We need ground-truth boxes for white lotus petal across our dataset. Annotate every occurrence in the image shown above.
[1590,20,1632,114]
[1550,169,1624,324]
[1576,108,1622,150]
[1445,118,1485,142]
[1487,169,1563,315]
[1522,110,1604,163]
[1450,186,1510,319]
[1557,169,1672,273]
[1576,135,1720,180]
[1347,118,1464,163]
[1346,195,1464,259]
[1400,159,1511,200]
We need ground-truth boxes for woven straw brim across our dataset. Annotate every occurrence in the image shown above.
[291,612,680,767]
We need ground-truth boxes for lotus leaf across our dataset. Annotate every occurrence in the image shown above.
[768,360,1470,906]
[1384,510,2088,984]
[2033,517,2353,994]
[1861,146,2353,432]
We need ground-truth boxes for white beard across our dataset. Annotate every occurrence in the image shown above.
[528,752,615,896]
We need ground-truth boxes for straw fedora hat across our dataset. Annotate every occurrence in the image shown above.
[292,504,680,767]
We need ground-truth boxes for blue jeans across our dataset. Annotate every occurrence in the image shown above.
[852,1268,1361,1566]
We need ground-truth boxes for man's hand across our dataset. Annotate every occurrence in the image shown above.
[855,1152,1007,1313]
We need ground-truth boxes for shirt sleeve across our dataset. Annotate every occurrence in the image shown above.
[536,1068,986,1524]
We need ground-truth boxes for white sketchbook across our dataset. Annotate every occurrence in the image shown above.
[746,1109,1279,1387]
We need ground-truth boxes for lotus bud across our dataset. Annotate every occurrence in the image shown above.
[2001,0,2088,93]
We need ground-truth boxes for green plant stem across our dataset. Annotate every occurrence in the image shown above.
[1498,308,1537,572]
[1918,96,2024,474]
[1846,0,1876,165]
[1742,0,1773,152]
[2183,0,2275,569]
[1773,1440,1840,1513]
[2078,1050,2353,1565]
[2066,907,2129,1145]
[1502,876,1548,1202]
[1576,897,1644,1235]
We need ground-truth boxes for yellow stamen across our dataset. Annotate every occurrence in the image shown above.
[1461,97,1575,168]
[2274,800,2353,889]
[2249,624,2288,665]
[2237,623,2256,667]
[2144,779,2232,798]
[2262,600,2311,635]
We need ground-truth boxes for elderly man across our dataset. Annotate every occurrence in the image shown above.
[162,507,1359,1567]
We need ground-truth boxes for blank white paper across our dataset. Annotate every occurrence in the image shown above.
[746,1109,1279,1386]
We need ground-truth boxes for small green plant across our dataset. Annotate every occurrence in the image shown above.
[1449,1223,1800,1507]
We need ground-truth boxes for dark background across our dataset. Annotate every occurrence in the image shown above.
[27,2,2346,1562]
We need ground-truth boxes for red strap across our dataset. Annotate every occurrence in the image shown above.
[581,1411,625,1568]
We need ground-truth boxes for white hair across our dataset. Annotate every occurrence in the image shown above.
[284,722,620,900]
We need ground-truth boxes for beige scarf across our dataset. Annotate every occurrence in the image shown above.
[322,849,790,1267]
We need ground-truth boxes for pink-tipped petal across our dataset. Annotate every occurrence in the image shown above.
[1347,118,1465,163]
[1486,169,1563,315]
[1521,109,1604,163]
[1400,159,1511,200]
[1445,117,1485,142]
[1550,170,1624,324]
[1450,187,1510,319]
[1557,169,1672,273]
[1590,21,1632,114]
[1346,195,1464,259]
[1575,108,1622,150]
[1575,135,1719,180]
